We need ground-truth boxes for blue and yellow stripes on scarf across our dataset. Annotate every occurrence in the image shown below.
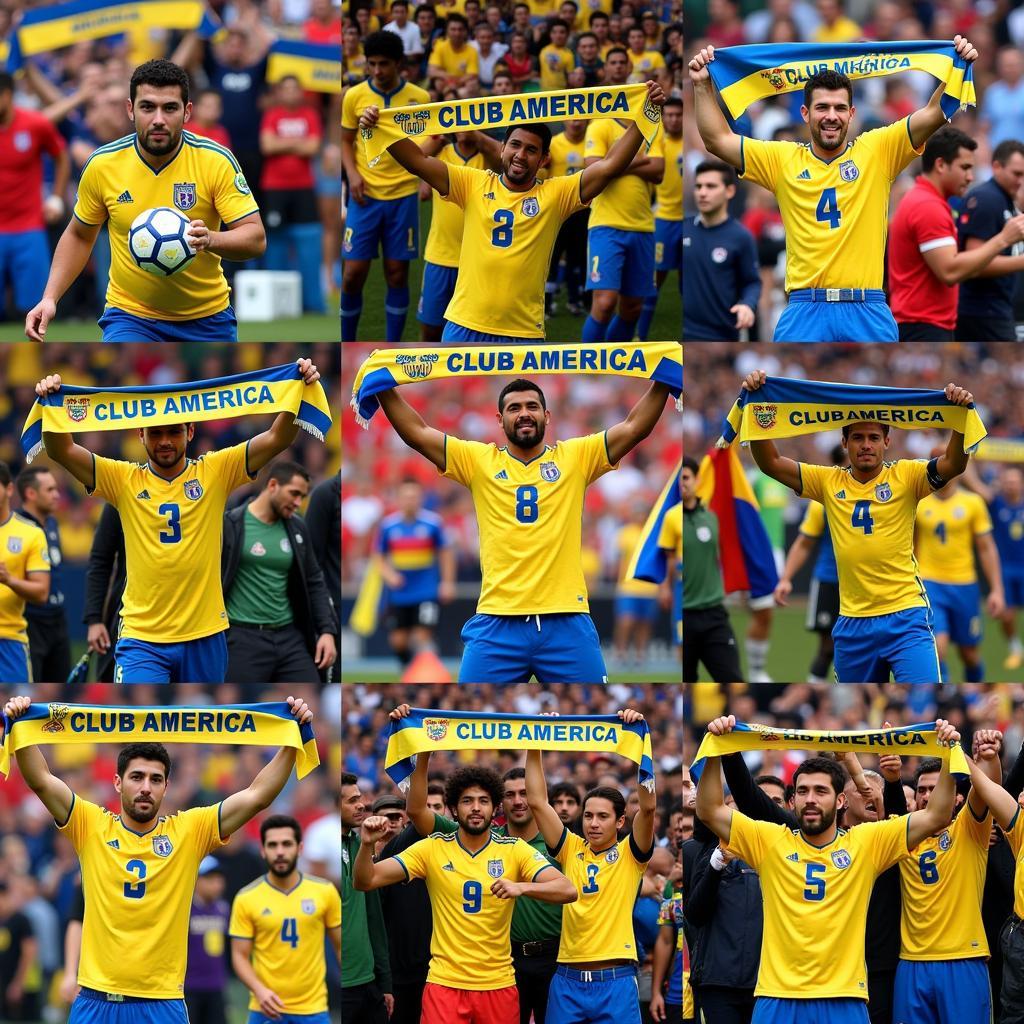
[3,0,222,72]
[351,343,683,427]
[385,709,654,789]
[267,40,340,94]
[21,362,332,463]
[708,40,976,122]
[716,376,987,453]
[0,702,320,779]
[975,438,1024,463]
[627,459,681,584]
[689,721,968,783]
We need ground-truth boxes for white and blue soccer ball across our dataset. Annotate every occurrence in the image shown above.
[128,206,197,276]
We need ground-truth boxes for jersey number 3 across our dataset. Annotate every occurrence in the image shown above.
[816,188,841,229]
[158,503,182,544]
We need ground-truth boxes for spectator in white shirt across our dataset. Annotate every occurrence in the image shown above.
[471,21,508,88]
[383,0,424,56]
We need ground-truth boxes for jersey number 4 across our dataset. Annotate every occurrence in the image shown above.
[281,917,299,947]
[851,500,874,535]
[816,188,841,229]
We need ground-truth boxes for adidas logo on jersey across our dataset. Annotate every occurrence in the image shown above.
[116,190,133,204]
[107,839,120,849]
[442,862,455,871]
[136,490,150,500]
[484,191,495,199]
[494,470,508,480]
[261,908,272,915]
[796,169,811,180]
[835,490,846,499]
[786,852,799,861]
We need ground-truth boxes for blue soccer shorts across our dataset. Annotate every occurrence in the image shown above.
[923,580,983,647]
[586,226,655,297]
[773,291,898,342]
[753,997,869,1024]
[0,639,31,683]
[99,306,237,342]
[892,957,991,1024]
[342,193,418,261]
[417,262,459,327]
[0,229,49,311]
[614,594,659,622]
[1005,572,1024,608]
[70,993,188,1024]
[247,1013,331,1024]
[114,633,228,684]
[654,218,681,272]
[441,322,531,344]
[459,613,608,683]
[832,606,940,683]
[546,965,640,1024]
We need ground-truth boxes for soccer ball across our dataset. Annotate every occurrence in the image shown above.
[128,207,197,276]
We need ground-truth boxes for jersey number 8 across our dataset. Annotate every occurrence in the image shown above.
[515,485,539,523]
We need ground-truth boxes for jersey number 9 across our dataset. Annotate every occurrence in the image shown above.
[463,880,483,913]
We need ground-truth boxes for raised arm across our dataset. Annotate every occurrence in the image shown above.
[934,382,973,483]
[377,388,446,470]
[621,709,656,852]
[906,719,959,848]
[907,35,978,148]
[356,106,450,194]
[739,370,801,491]
[965,752,1018,830]
[687,45,742,169]
[694,755,733,844]
[390,704,435,835]
[3,696,73,823]
[525,748,566,849]
[967,729,1003,820]
[34,375,96,489]
[605,381,671,464]
[246,359,321,472]
[353,817,414,890]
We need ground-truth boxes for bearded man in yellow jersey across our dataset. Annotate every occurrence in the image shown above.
[689,35,979,341]
[915,445,1005,683]
[889,733,1002,1024]
[33,357,321,684]
[696,714,960,1024]
[353,765,577,1024]
[377,375,673,681]
[525,708,656,1024]
[358,81,667,342]
[0,693,313,1024]
[742,368,974,682]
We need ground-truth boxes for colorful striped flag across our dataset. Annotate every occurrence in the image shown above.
[627,459,681,584]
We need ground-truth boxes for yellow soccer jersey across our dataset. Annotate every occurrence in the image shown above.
[394,831,554,989]
[341,79,431,201]
[656,133,682,222]
[539,44,575,90]
[545,132,587,180]
[658,501,683,577]
[229,874,341,1014]
[430,38,480,78]
[90,442,255,643]
[0,513,49,642]
[915,489,992,585]
[552,827,650,962]
[59,795,225,999]
[585,118,663,232]
[740,117,924,292]
[798,460,935,617]
[441,164,587,337]
[800,499,826,538]
[616,522,659,597]
[727,811,908,1000]
[73,131,258,321]
[626,49,666,83]
[424,142,487,268]
[898,803,990,960]
[1001,808,1024,919]
[443,431,616,614]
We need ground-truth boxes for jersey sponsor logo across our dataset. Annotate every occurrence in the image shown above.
[839,160,859,182]
[487,858,505,878]
[831,849,851,869]
[606,847,619,863]
[875,482,892,502]
[6,536,21,554]
[184,479,204,501]
[938,830,951,851]
[65,397,90,423]
[153,835,173,858]
[424,718,449,741]
[302,899,316,914]
[116,190,133,204]
[394,110,431,136]
[396,352,440,380]
[173,182,197,211]
[711,246,728,264]
[752,404,777,430]
[522,197,540,217]
[41,703,70,733]
[540,462,561,482]
[251,542,267,557]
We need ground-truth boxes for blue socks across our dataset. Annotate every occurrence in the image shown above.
[582,315,608,341]
[636,296,657,340]
[965,661,984,683]
[340,292,362,341]
[385,285,410,342]
[606,315,638,342]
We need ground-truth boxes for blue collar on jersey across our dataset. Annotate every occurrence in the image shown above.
[499,444,552,467]
[143,459,194,484]
[456,833,493,858]
[132,134,185,176]
[263,871,305,895]
[807,140,853,166]
[118,815,162,838]
[368,80,407,107]
[498,172,539,193]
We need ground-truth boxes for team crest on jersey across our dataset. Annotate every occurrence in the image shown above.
[487,859,505,878]
[839,160,859,182]
[759,68,786,91]
[522,197,540,217]
[424,718,448,741]
[695,525,712,542]
[65,397,90,423]
[394,110,431,136]
[184,478,203,500]
[302,899,316,914]
[711,246,728,264]
[173,181,197,211]
[831,849,851,869]
[540,462,560,482]
[13,131,31,152]
[938,830,951,851]
[6,536,21,554]
[875,482,892,502]
[234,173,251,196]
[153,835,173,857]
[42,703,69,733]
[605,847,619,863]
[396,352,440,380]
[752,404,777,430]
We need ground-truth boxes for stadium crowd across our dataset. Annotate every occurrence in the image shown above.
[684,0,1024,341]
[0,0,341,325]
[0,682,341,1024]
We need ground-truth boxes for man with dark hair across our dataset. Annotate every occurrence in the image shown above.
[683,158,760,341]
[957,137,1024,339]
[889,126,1024,340]
[231,812,341,1024]
[25,58,266,342]
[377,372,672,681]
[428,13,480,92]
[222,459,337,684]
[2,693,313,1024]
[341,31,430,342]
[549,783,582,829]
[690,36,982,341]
[358,79,666,342]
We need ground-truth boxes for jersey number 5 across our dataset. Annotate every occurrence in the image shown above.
[816,188,841,229]
[803,861,826,901]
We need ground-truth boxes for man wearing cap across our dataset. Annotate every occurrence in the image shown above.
[371,796,409,851]
[185,857,229,1024]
